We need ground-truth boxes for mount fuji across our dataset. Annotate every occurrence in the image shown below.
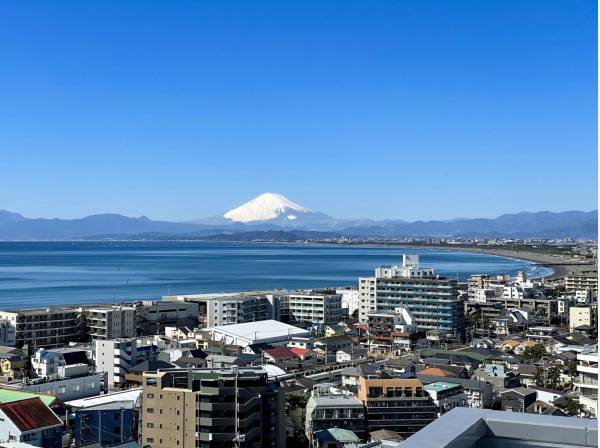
[193,193,339,229]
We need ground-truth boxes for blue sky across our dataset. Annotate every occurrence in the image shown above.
[0,1,597,221]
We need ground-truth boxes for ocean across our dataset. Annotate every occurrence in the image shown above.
[0,241,553,308]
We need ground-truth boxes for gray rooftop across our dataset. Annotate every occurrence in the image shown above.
[400,407,597,448]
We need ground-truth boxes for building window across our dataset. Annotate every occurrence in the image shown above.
[147,408,154,413]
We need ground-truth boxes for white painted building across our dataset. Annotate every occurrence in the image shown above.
[569,305,595,332]
[285,290,343,324]
[85,305,136,340]
[336,288,361,317]
[573,350,598,418]
[95,339,137,389]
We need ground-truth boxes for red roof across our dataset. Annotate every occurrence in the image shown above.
[263,347,299,360]
[289,347,312,357]
[419,367,454,377]
[355,324,368,331]
[0,397,62,432]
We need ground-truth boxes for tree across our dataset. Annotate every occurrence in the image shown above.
[533,367,545,386]
[547,366,561,389]
[523,345,545,361]
[562,396,585,417]
[351,309,359,319]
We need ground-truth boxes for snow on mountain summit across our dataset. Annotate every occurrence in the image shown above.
[223,193,312,223]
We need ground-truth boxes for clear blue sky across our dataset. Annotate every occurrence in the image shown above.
[0,1,597,221]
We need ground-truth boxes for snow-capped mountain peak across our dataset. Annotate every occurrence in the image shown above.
[223,193,312,223]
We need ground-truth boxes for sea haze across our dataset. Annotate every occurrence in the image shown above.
[0,241,553,308]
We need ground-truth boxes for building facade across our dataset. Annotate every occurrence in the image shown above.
[141,367,286,448]
[85,305,136,340]
[359,255,464,335]
[284,290,343,325]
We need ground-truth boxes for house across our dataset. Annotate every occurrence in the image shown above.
[500,388,537,412]
[262,347,300,370]
[418,367,460,378]
[313,428,360,448]
[525,400,567,416]
[499,338,520,352]
[324,324,345,337]
[289,347,315,366]
[314,336,353,363]
[0,353,27,381]
[0,397,63,447]
[515,340,540,355]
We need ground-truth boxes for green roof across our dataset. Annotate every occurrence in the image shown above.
[0,388,56,406]
[424,381,462,392]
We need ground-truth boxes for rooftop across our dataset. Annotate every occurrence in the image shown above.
[400,407,597,448]
[424,381,462,392]
[0,397,62,432]
[207,320,309,341]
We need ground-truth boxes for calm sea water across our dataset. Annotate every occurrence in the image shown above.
[0,241,553,307]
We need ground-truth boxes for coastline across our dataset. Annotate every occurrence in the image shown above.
[398,244,596,280]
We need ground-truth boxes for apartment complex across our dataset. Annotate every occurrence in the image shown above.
[141,367,286,448]
[359,255,464,334]
[0,307,83,349]
[204,294,279,327]
[357,376,437,439]
[86,305,136,340]
[284,290,343,325]
[569,305,597,332]
[565,271,598,295]
[95,339,137,389]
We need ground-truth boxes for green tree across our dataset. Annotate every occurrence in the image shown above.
[547,366,561,389]
[562,396,585,417]
[533,367,545,386]
[351,309,359,319]
[523,344,544,361]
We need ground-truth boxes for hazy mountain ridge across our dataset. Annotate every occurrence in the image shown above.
[0,194,596,240]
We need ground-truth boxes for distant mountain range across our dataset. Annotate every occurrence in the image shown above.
[0,193,597,240]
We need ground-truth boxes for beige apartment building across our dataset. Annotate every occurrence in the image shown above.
[141,367,286,448]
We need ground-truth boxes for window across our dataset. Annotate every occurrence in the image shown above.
[147,408,154,413]
[147,393,154,399]
[146,438,154,443]
[147,423,154,428]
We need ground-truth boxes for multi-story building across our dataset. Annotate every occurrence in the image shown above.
[357,376,437,439]
[0,307,84,349]
[366,306,425,355]
[565,271,598,295]
[336,288,361,318]
[284,290,343,325]
[0,319,16,346]
[6,372,104,402]
[573,350,598,418]
[305,384,366,445]
[569,305,597,332]
[204,294,278,328]
[359,255,464,335]
[31,347,90,379]
[85,305,136,340]
[141,367,286,448]
[95,339,137,389]
[135,300,199,335]
[423,381,468,416]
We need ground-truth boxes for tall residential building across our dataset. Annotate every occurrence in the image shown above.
[357,376,437,439]
[573,350,598,418]
[284,290,343,325]
[336,288,361,318]
[95,339,137,389]
[359,255,464,334]
[135,300,199,335]
[85,305,136,340]
[141,367,286,448]
[0,307,84,349]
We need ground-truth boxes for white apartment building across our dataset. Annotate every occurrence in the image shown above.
[569,305,596,332]
[573,350,598,418]
[205,294,279,327]
[336,288,361,317]
[471,289,496,303]
[285,290,343,324]
[358,277,376,322]
[85,305,136,340]
[95,339,137,389]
